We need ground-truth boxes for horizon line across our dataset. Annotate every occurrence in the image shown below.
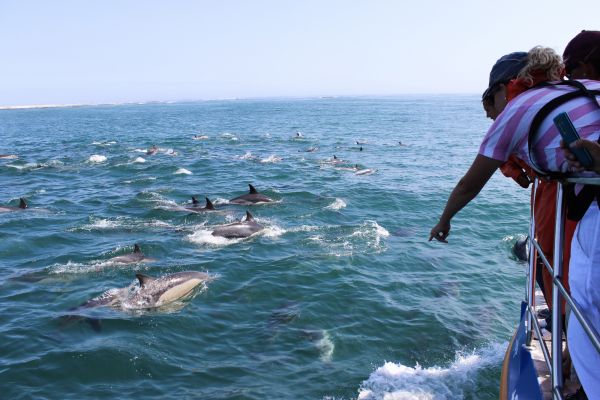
[0,92,481,110]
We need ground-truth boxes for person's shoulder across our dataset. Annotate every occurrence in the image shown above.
[582,79,600,89]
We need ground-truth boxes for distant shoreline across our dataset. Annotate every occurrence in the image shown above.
[0,104,85,110]
[0,94,479,111]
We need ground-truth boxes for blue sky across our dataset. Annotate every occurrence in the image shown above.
[1,0,599,106]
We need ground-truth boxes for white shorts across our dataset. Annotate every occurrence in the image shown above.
[568,202,600,399]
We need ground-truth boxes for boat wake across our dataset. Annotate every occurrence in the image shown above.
[357,342,506,400]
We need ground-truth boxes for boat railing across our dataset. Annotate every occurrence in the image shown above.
[525,176,600,400]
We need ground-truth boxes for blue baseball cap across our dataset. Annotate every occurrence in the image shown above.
[481,52,528,100]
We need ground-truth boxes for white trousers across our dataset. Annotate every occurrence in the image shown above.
[568,202,600,400]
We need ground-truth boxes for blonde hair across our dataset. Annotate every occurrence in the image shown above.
[517,46,564,85]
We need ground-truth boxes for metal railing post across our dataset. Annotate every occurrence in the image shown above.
[551,181,565,398]
[526,179,538,346]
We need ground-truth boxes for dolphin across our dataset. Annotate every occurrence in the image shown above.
[107,244,155,264]
[186,196,216,212]
[211,211,264,239]
[0,198,28,212]
[513,237,529,262]
[146,145,159,155]
[229,184,273,204]
[126,271,214,308]
[71,271,213,315]
[0,154,18,159]
[355,168,376,175]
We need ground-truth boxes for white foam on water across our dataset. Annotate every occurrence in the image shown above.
[317,330,335,362]
[351,221,389,247]
[260,155,282,163]
[88,154,107,163]
[221,132,238,141]
[326,198,347,210]
[92,140,117,146]
[357,342,506,400]
[134,149,147,153]
[123,176,156,184]
[133,157,146,163]
[71,216,175,232]
[48,261,90,274]
[186,229,241,247]
[236,151,256,160]
[288,225,321,233]
[78,218,121,230]
[174,168,192,175]
[262,224,286,238]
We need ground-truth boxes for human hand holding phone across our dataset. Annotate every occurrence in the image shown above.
[561,138,600,173]
[554,112,594,168]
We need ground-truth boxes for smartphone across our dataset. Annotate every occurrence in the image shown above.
[553,112,593,168]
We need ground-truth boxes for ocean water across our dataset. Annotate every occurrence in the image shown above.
[0,97,530,399]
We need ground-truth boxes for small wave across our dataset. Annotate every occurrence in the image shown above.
[48,259,144,274]
[70,216,175,232]
[92,140,117,146]
[236,151,256,160]
[174,168,192,175]
[133,157,146,163]
[260,155,282,163]
[325,198,346,210]
[357,343,506,400]
[133,149,147,153]
[123,176,156,184]
[88,155,107,163]
[221,133,238,141]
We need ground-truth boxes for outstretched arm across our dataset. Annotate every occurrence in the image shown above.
[429,154,503,242]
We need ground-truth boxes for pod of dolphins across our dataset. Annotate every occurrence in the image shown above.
[3,136,377,331]
[1,184,278,328]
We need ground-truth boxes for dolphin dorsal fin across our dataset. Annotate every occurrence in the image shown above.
[245,211,254,222]
[192,196,200,205]
[333,155,337,160]
[19,198,27,209]
[133,244,142,254]
[205,197,215,210]
[135,273,154,288]
[248,184,258,194]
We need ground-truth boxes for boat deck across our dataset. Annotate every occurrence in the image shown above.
[529,290,579,399]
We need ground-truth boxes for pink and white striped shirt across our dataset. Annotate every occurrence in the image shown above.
[479,80,600,172]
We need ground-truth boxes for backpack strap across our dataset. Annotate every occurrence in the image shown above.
[524,80,600,221]
[527,80,600,177]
